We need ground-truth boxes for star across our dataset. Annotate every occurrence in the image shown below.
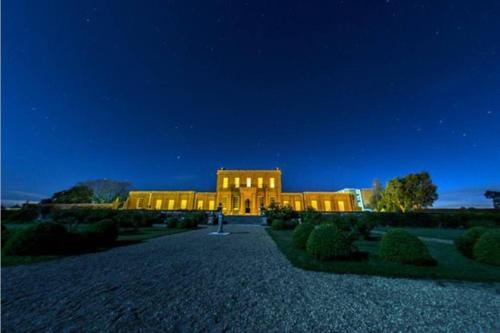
[176,155,181,160]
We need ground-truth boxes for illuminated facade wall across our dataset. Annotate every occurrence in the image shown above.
[125,168,363,214]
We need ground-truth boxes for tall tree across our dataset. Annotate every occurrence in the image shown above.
[78,179,132,203]
[379,172,438,212]
[47,185,94,204]
[370,178,384,211]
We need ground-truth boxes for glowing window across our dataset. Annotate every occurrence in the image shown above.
[294,200,302,211]
[181,199,188,210]
[258,177,263,188]
[311,200,318,210]
[324,200,331,212]
[232,196,240,210]
[270,177,275,189]
[223,177,229,189]
[234,177,240,188]
[246,177,252,188]
[338,200,345,211]
[167,199,175,210]
[283,200,289,207]
[197,200,204,210]
[209,200,215,210]
[136,198,144,209]
[155,199,163,210]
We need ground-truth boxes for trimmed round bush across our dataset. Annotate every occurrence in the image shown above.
[271,219,287,230]
[166,217,178,228]
[292,223,314,249]
[473,230,500,266]
[379,229,436,266]
[86,219,119,247]
[3,222,69,255]
[306,224,353,260]
[454,227,488,258]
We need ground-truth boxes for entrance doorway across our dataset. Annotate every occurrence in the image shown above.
[245,199,251,214]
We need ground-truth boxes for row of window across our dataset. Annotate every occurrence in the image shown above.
[136,198,216,210]
[222,177,275,189]
[281,200,345,211]
[136,197,345,211]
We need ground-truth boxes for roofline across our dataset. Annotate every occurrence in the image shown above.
[129,190,197,193]
[217,169,281,173]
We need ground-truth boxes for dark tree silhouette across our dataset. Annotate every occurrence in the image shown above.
[485,190,500,209]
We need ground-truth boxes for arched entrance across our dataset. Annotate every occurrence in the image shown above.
[245,199,251,214]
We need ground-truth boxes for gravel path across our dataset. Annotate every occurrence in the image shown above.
[2,225,499,332]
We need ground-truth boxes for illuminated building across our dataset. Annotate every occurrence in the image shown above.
[125,168,371,215]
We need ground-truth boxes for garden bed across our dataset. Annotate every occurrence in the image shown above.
[2,225,193,267]
[267,228,500,282]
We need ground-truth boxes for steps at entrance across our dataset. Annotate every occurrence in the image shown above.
[223,215,263,225]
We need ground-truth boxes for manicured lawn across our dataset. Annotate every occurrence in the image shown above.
[267,229,500,282]
[2,225,193,267]
[374,226,466,240]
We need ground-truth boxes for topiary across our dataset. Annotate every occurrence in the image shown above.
[473,230,500,266]
[3,222,69,255]
[86,219,119,247]
[378,229,436,266]
[166,217,178,228]
[306,224,353,260]
[271,219,287,230]
[454,227,488,258]
[292,223,315,249]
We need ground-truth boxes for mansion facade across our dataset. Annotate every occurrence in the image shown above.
[125,168,372,215]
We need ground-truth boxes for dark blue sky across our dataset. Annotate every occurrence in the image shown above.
[3,1,500,207]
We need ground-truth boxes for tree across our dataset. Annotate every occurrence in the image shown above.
[48,185,94,204]
[369,178,384,211]
[78,179,132,203]
[485,191,500,209]
[379,172,438,212]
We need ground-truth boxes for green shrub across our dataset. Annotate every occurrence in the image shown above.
[285,219,299,230]
[3,206,39,223]
[176,218,191,229]
[3,222,69,255]
[306,224,354,260]
[454,227,488,258]
[166,217,179,228]
[378,229,436,266]
[300,208,324,225]
[467,219,496,228]
[473,230,500,266]
[271,219,287,230]
[292,223,315,249]
[86,219,119,247]
[2,224,10,247]
[114,213,137,230]
[355,216,376,240]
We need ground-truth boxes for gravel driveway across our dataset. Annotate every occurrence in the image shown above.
[2,225,499,332]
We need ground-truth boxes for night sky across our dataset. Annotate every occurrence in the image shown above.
[3,1,500,207]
